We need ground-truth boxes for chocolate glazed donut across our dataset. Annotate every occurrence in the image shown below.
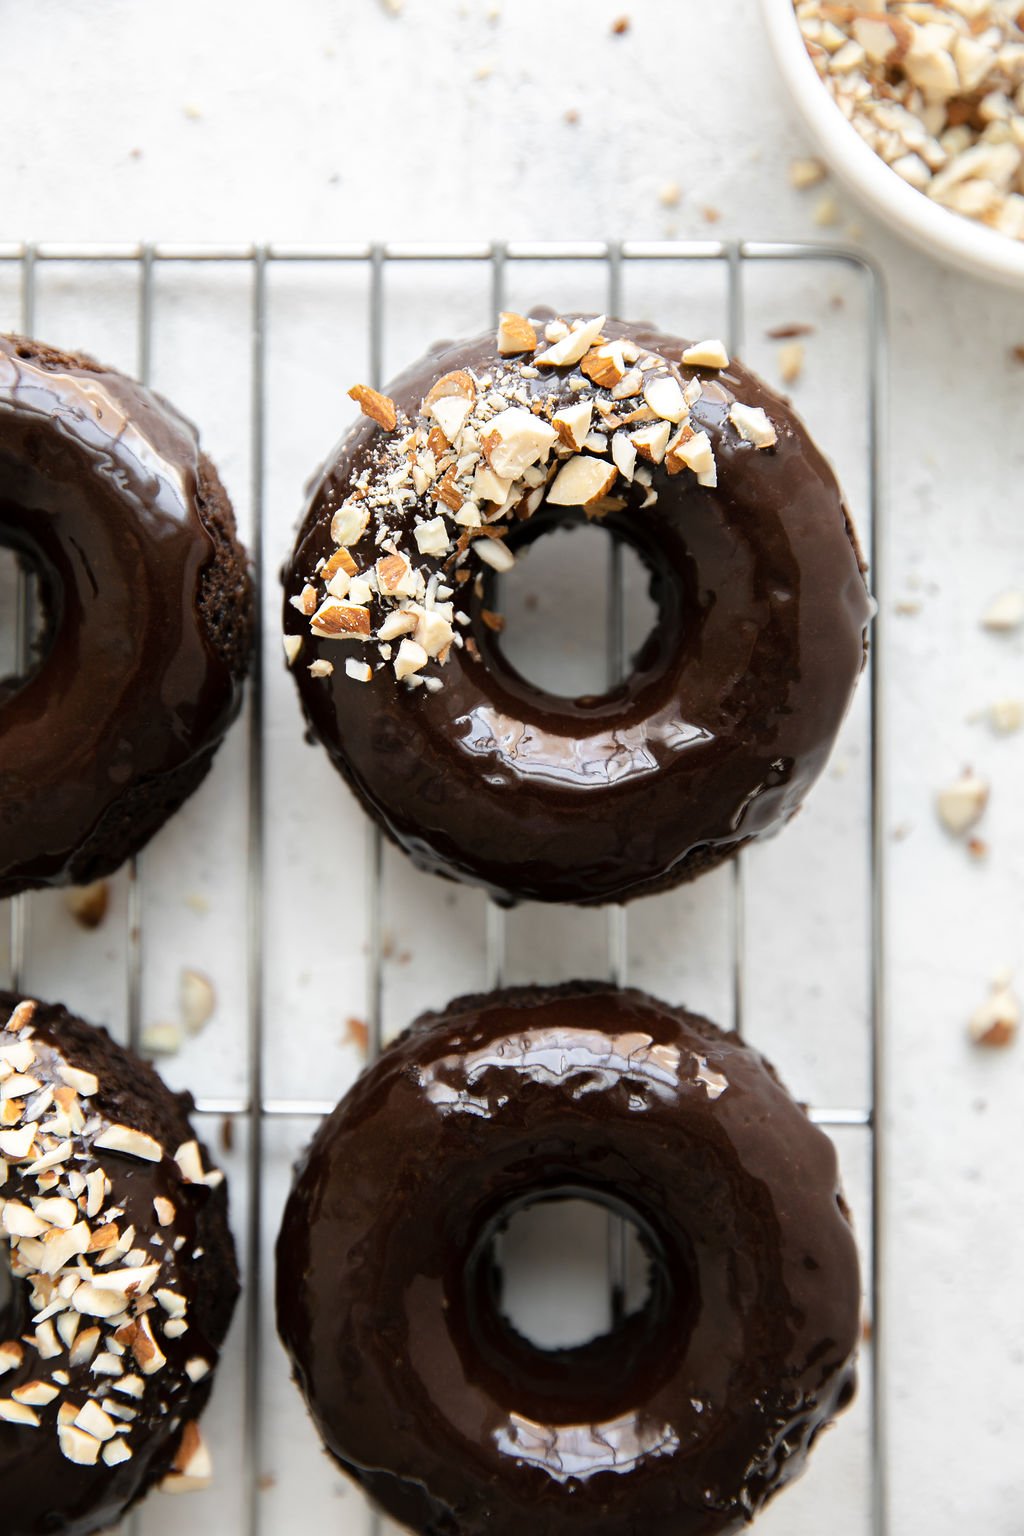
[277,983,861,1536]
[0,335,252,898]
[0,992,238,1535]
[283,311,871,906]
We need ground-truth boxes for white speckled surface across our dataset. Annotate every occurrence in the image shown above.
[1,3,1022,1533]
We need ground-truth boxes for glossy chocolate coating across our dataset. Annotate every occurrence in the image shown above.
[277,983,860,1536]
[0,992,238,1536]
[0,336,247,897]
[284,316,871,905]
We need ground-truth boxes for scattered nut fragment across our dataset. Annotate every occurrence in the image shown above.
[66,881,110,931]
[990,698,1023,734]
[789,156,827,190]
[936,768,989,837]
[348,384,397,432]
[813,193,840,227]
[981,589,1024,632]
[282,633,303,667]
[659,180,682,207]
[345,658,372,683]
[309,659,334,679]
[968,972,1020,1049]
[611,14,630,34]
[779,340,805,384]
[140,1023,182,1057]
[343,1016,369,1053]
[497,312,538,355]
[180,969,215,1035]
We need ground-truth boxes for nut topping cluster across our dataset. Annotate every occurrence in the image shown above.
[796,1,1024,240]
[0,1001,219,1481]
[287,312,778,691]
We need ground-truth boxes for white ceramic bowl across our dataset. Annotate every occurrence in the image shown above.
[759,0,1024,288]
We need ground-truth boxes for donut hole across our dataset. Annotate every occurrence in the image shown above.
[496,1194,650,1348]
[484,521,660,702]
[0,545,43,693]
[462,1188,693,1422]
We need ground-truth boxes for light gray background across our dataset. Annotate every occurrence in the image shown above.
[1,3,1022,1532]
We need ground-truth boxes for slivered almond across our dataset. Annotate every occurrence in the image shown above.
[497,312,538,354]
[348,384,397,431]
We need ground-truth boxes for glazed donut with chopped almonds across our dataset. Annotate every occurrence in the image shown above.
[0,993,238,1536]
[283,310,871,906]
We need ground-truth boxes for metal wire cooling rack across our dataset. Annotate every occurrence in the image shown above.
[0,240,886,1536]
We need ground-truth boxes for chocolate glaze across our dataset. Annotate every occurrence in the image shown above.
[284,316,871,905]
[0,336,250,897]
[277,982,860,1536]
[0,992,238,1536]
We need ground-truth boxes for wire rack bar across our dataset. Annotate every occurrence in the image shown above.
[0,239,886,1536]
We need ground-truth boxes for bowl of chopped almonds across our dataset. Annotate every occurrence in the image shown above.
[760,0,1024,287]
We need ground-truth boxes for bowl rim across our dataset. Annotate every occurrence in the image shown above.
[759,0,1024,288]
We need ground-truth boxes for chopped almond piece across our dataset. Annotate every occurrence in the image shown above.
[423,370,476,409]
[643,375,688,423]
[433,467,464,512]
[551,401,593,451]
[581,343,627,388]
[376,553,417,596]
[311,600,372,640]
[348,384,397,432]
[682,339,730,370]
[480,407,558,479]
[431,395,473,444]
[497,311,538,354]
[630,421,672,465]
[534,314,607,369]
[321,547,358,583]
[547,455,619,508]
[729,402,777,449]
